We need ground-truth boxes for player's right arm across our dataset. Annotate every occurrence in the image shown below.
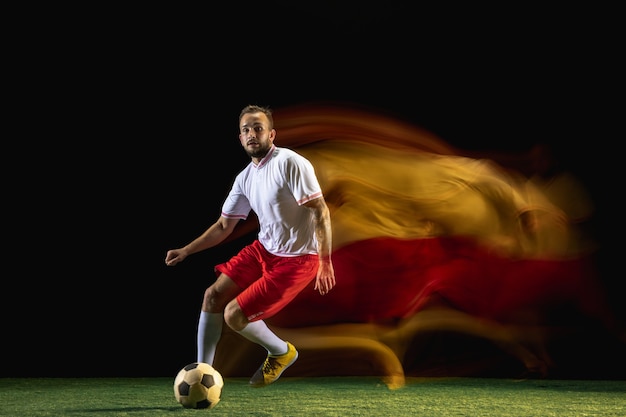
[165,216,240,266]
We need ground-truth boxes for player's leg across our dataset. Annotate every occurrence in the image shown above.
[224,299,298,387]
[197,273,241,365]
[225,255,317,386]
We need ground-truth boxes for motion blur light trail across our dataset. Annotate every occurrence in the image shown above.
[214,103,619,387]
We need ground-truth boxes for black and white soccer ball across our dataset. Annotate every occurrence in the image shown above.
[173,362,224,409]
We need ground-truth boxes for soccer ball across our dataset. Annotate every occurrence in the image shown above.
[173,362,224,409]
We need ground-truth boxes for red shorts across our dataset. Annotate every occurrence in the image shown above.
[215,240,319,322]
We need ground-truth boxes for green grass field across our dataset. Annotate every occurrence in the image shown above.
[1,377,624,417]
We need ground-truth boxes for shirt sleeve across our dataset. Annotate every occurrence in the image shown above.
[286,153,323,205]
[221,173,251,220]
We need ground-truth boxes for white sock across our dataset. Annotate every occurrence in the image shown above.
[197,311,223,365]
[237,320,288,356]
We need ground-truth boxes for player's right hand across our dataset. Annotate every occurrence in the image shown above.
[165,249,186,266]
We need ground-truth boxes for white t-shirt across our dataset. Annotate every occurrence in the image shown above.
[221,145,323,256]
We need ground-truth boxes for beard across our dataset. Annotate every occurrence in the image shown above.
[245,142,272,159]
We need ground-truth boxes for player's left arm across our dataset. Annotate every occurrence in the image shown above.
[304,196,335,295]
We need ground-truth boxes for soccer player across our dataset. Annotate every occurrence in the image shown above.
[165,104,336,387]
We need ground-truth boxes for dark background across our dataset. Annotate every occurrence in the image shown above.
[5,4,622,378]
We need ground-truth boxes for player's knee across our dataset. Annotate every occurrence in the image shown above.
[203,286,227,312]
[224,301,248,331]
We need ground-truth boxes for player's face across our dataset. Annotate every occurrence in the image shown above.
[239,112,275,159]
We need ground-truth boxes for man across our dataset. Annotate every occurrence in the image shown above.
[165,104,335,387]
